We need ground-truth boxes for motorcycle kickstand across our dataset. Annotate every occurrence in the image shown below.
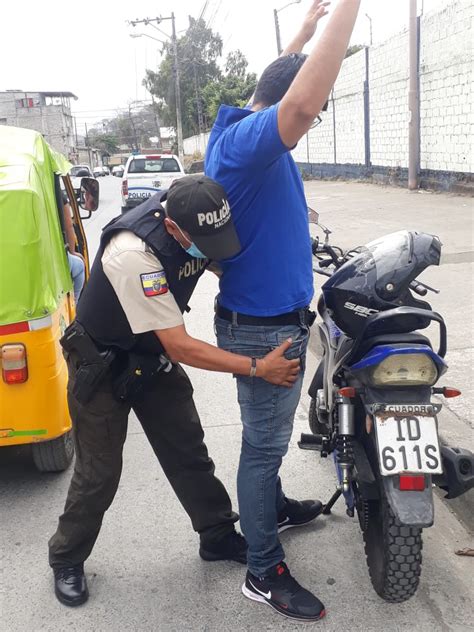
[322,488,342,515]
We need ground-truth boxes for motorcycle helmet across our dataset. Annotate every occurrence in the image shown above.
[322,231,441,338]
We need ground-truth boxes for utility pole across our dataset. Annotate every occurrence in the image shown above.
[85,122,92,167]
[408,0,420,190]
[129,14,184,161]
[273,1,301,55]
[365,13,373,46]
[171,12,184,161]
[274,9,282,55]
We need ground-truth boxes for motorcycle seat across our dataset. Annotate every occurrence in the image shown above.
[350,332,432,364]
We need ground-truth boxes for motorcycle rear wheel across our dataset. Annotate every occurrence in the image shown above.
[363,489,422,603]
[308,364,329,435]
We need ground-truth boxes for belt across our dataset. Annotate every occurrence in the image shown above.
[215,304,315,327]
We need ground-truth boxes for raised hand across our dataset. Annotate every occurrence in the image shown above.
[300,0,331,43]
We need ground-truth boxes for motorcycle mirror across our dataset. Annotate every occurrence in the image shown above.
[308,207,319,225]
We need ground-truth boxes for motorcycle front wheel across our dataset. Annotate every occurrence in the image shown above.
[363,487,423,603]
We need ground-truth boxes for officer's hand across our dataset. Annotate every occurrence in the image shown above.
[258,339,301,387]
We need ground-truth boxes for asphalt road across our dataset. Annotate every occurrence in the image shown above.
[1,176,472,631]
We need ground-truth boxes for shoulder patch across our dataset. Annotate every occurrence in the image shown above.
[140,271,169,297]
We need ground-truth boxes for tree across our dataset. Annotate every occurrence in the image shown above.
[86,132,119,155]
[345,44,365,58]
[88,103,162,152]
[202,51,257,122]
[144,17,223,137]
[144,18,256,136]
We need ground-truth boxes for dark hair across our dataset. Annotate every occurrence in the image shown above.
[253,53,308,107]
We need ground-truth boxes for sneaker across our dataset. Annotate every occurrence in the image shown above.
[242,562,325,622]
[199,530,247,564]
[278,498,323,533]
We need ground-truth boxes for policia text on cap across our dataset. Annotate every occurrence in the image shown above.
[48,175,300,607]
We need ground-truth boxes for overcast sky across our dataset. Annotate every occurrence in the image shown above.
[1,0,446,135]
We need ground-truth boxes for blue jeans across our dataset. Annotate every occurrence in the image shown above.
[67,252,85,303]
[215,315,309,577]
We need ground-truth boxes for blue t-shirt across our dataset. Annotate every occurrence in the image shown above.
[205,103,313,316]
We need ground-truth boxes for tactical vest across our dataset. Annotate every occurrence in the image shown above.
[76,194,208,354]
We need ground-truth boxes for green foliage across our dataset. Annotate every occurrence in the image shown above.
[345,44,365,58]
[86,132,119,155]
[144,18,256,136]
[88,104,161,152]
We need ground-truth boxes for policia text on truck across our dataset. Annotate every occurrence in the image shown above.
[48,175,302,607]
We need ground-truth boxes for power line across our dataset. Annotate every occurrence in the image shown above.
[198,0,210,22]
[206,0,222,31]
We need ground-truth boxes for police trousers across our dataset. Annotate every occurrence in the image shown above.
[48,355,238,568]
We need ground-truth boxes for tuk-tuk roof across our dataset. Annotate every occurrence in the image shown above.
[0,126,73,326]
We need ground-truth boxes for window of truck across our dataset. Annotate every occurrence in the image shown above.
[128,158,180,174]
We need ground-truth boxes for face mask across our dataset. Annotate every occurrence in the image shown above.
[174,223,207,259]
[185,242,207,259]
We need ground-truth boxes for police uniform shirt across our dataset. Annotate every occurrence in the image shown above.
[102,230,184,333]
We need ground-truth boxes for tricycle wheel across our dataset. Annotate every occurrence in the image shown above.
[32,431,74,472]
[363,489,422,602]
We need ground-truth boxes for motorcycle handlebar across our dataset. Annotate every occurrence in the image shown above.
[409,280,428,296]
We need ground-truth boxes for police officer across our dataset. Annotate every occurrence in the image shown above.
[48,175,300,607]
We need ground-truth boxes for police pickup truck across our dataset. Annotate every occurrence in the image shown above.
[121,154,185,212]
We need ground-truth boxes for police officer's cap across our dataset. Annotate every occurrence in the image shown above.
[162,176,241,261]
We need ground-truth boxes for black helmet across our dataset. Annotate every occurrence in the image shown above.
[322,231,441,338]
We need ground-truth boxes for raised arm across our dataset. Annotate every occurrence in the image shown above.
[281,0,330,56]
[278,0,361,147]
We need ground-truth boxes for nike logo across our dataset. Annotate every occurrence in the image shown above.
[249,580,271,600]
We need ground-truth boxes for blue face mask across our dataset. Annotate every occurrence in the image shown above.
[185,242,207,259]
[174,223,207,259]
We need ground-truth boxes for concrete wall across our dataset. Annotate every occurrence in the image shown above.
[183,132,211,157]
[183,0,472,179]
[419,1,473,172]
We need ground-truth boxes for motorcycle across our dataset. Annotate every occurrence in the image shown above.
[299,215,474,603]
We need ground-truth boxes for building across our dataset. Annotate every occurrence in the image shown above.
[0,90,78,161]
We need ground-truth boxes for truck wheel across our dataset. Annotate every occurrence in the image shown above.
[32,431,74,472]
[363,488,422,602]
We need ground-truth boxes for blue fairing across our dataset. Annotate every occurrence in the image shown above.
[350,344,447,372]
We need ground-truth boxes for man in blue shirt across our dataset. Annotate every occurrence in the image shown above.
[205,0,361,622]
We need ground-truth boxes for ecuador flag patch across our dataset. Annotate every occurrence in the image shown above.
[140,271,169,297]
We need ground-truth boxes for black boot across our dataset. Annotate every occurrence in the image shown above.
[199,530,248,564]
[53,564,89,607]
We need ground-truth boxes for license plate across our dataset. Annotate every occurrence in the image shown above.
[375,415,443,475]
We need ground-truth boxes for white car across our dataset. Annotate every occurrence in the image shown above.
[112,165,125,177]
[93,165,108,177]
[70,164,94,195]
[121,153,185,212]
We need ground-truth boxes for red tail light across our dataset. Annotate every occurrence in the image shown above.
[1,344,28,384]
[442,387,461,398]
[122,179,128,196]
[399,474,426,491]
[338,387,356,398]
